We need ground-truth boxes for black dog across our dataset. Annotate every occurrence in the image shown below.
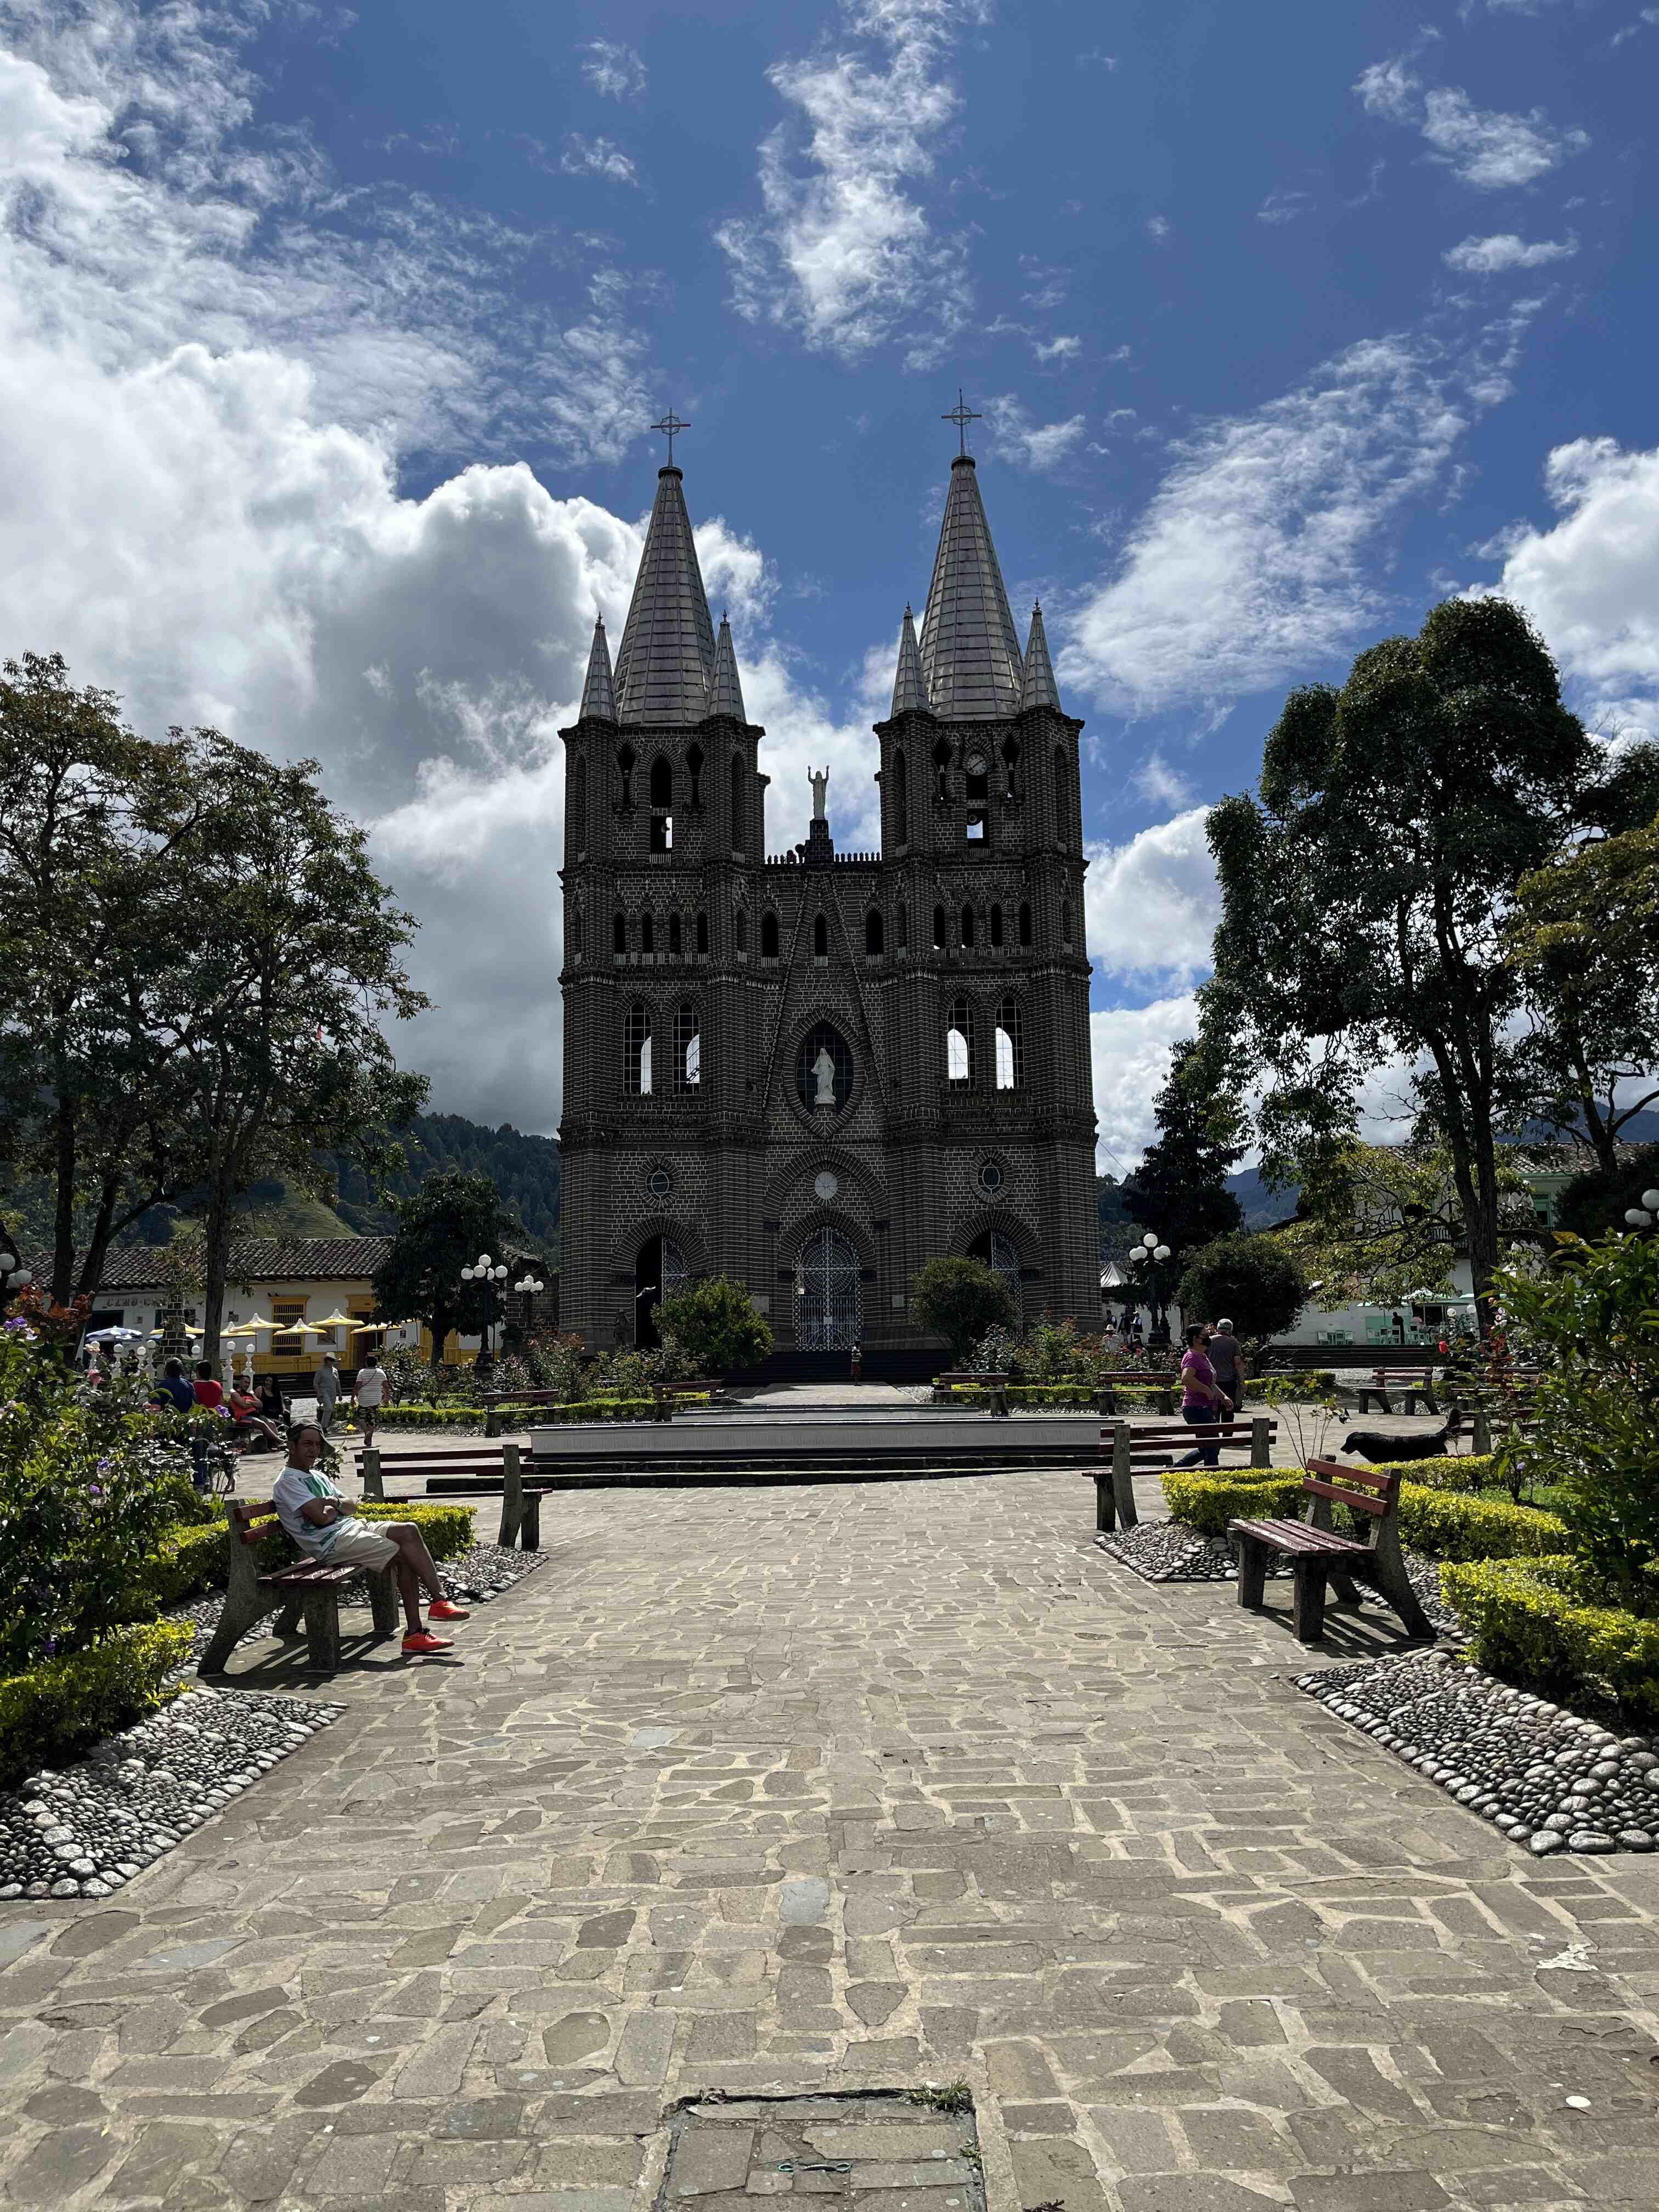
[1340,1423,1458,1463]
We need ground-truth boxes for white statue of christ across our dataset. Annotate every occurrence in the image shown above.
[812,1046,837,1108]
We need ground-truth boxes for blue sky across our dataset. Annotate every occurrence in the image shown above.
[2,0,1656,1166]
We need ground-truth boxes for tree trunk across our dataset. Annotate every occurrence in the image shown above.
[51,1066,77,1307]
[200,1160,236,1370]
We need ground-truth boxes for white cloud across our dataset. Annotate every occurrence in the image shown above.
[1035,333,1080,362]
[1257,188,1311,225]
[1356,58,1588,189]
[983,394,1087,472]
[560,133,639,185]
[1130,754,1194,810]
[1085,811,1218,989]
[1611,9,1659,46]
[1060,336,1471,719]
[580,39,647,99]
[1091,996,1198,1170]
[1146,214,1171,241]
[1443,232,1578,272]
[716,0,984,365]
[1481,438,1659,740]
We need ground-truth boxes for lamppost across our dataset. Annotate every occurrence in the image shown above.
[513,1271,545,1346]
[460,1251,508,1365]
[0,1228,32,1308]
[1623,1188,1659,1230]
[1131,1229,1173,1340]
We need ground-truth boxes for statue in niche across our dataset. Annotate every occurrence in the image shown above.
[812,1045,837,1109]
[808,765,829,822]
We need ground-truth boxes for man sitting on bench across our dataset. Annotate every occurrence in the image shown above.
[273,1423,469,1656]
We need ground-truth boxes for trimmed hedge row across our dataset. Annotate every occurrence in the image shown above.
[1443,1556,1659,1722]
[1158,1465,1567,1561]
[374,1396,708,1430]
[0,1620,195,1788]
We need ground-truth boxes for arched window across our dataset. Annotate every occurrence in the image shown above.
[569,905,583,956]
[933,904,946,951]
[697,909,709,957]
[995,996,1024,1090]
[736,906,748,955]
[613,910,627,956]
[865,907,884,956]
[960,903,975,950]
[965,751,988,842]
[892,749,909,845]
[1018,900,1032,949]
[990,902,1003,949]
[814,912,828,961]
[761,910,780,960]
[946,996,974,1085]
[649,754,673,853]
[1001,733,1021,799]
[626,1003,652,1095]
[898,901,909,951]
[641,912,654,957]
[969,1228,1022,1313]
[686,742,704,808]
[932,736,951,801]
[1061,897,1074,949]
[798,1022,854,1113]
[617,744,635,810]
[1053,745,1069,834]
[675,1004,701,1091]
[668,912,682,958]
[730,754,745,851]
[572,757,588,857]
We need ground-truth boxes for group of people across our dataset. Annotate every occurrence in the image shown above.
[1176,1317,1246,1467]
[312,1348,387,1442]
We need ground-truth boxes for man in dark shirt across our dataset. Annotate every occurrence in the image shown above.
[153,1358,194,1415]
[1208,1318,1245,1414]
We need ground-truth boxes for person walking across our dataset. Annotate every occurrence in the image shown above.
[314,1350,340,1432]
[1174,1323,1232,1468]
[1207,1317,1245,1421]
[352,1348,386,1444]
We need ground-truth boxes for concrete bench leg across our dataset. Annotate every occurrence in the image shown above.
[301,1586,342,1672]
[274,1593,305,1637]
[1291,1562,1328,1642]
[1094,1471,1115,1534]
[1110,1423,1138,1530]
[198,1589,279,1674]
[368,1568,400,1638]
[496,1442,524,1548]
[1235,1536,1267,1610]
[518,1492,542,1551]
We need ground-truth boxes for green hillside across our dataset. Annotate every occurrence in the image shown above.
[328,1114,561,1253]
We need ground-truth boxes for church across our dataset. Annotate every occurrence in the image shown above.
[557,421,1099,1370]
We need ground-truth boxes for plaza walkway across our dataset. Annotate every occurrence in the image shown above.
[3,1469,1657,2209]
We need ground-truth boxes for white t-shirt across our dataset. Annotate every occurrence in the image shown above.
[273,1464,343,1556]
[354,1367,385,1407]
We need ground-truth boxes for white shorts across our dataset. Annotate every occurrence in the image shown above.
[312,1518,400,1571]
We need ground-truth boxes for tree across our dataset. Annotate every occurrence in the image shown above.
[1505,805,1659,1176]
[159,736,430,1363]
[1119,1040,1244,1322]
[1282,1139,1537,1312]
[1203,597,1655,1334]
[910,1256,1017,1364]
[1175,1233,1307,1345]
[658,1276,774,1374]
[0,654,203,1302]
[1556,1144,1659,1243]
[373,1171,510,1362]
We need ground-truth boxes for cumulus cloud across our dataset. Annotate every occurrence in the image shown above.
[1059,336,1472,719]
[580,38,647,99]
[560,133,640,185]
[1145,214,1171,241]
[1481,438,1659,740]
[1091,996,1198,1169]
[1355,58,1588,189]
[716,0,985,364]
[982,394,1087,472]
[1084,811,1219,989]
[1444,232,1578,272]
[1034,333,1080,362]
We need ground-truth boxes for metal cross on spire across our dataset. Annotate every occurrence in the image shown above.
[941,388,981,455]
[651,408,691,464]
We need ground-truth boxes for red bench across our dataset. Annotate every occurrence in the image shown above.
[1228,1456,1432,1644]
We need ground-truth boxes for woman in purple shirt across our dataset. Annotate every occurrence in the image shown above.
[1175,1323,1232,1468]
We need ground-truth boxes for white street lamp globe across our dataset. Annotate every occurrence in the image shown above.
[1628,1209,1653,1228]
[1142,1232,1157,1250]
[1643,1189,1659,1212]
[1154,1244,1171,1262]
[477,1252,492,1269]
[460,1266,475,1280]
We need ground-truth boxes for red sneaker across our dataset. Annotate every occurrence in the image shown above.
[427,1599,471,1622]
[401,1629,453,1655]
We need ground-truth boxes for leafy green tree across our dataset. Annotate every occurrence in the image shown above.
[1284,1138,1536,1310]
[1556,1144,1659,1243]
[910,1256,1017,1364]
[1119,1041,1245,1262]
[1203,598,1656,1334]
[373,1171,510,1361]
[658,1276,774,1374]
[1176,1233,1307,1344]
[1505,805,1659,1176]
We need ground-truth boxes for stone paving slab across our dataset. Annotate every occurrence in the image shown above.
[3,1470,1658,2210]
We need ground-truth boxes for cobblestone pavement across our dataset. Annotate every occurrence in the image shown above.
[4,1470,1658,2210]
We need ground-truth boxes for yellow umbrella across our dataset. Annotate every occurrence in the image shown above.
[313,1310,356,1329]
[348,1318,389,1334]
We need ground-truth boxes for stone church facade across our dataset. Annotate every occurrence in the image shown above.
[557,443,1098,1362]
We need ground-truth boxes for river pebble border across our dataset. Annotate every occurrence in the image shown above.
[1095,1520,1460,1637]
[0,1686,343,1901]
[1297,1646,1659,1855]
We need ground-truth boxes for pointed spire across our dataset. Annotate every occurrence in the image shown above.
[1018,601,1062,713]
[707,613,747,722]
[613,465,716,724]
[579,615,617,721]
[890,605,927,716]
[917,454,1024,719]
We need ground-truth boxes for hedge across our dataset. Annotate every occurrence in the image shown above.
[1246,1372,1338,1400]
[1442,1555,1659,1722]
[1161,1470,1301,1536]
[371,1396,707,1430]
[1157,1464,1566,1560]
[0,1620,194,1788]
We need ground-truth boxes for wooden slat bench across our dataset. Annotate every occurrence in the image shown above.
[933,1370,1011,1414]
[1356,1368,1441,1416]
[1094,1372,1180,1415]
[197,1500,401,1675]
[360,1442,541,1549]
[1089,1415,1277,1534]
[1228,1456,1432,1644]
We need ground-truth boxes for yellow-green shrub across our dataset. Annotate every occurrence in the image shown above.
[1396,1483,1567,1562]
[356,1502,475,1560]
[1160,1470,1302,1536]
[1442,1555,1659,1721]
[0,1620,194,1787]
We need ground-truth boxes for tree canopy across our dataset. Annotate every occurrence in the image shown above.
[1175,1233,1307,1344]
[1119,1040,1244,1262]
[658,1276,774,1374]
[910,1256,1017,1364]
[373,1171,512,1360]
